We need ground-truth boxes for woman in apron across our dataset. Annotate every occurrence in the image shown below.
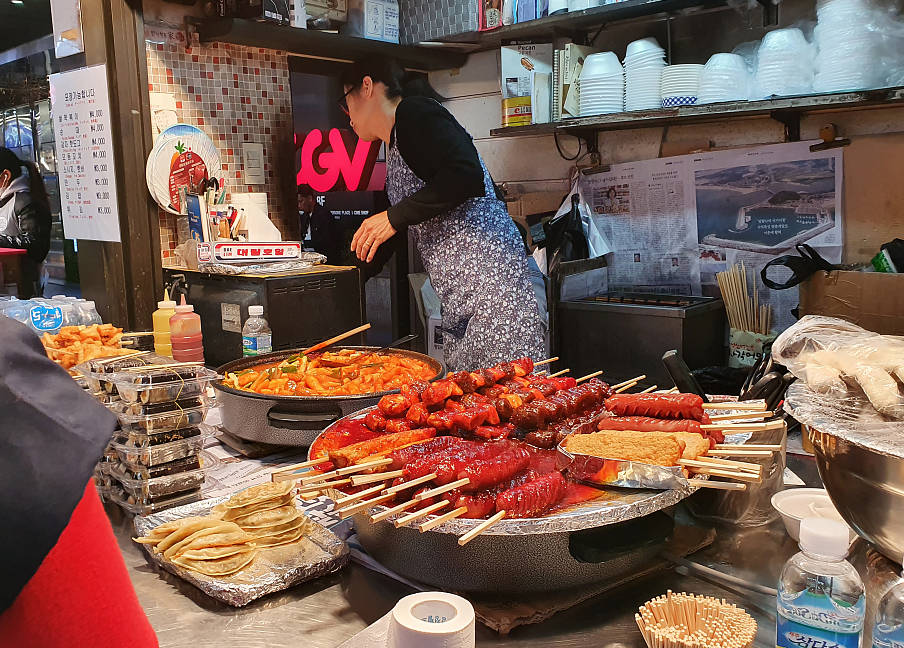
[343,58,545,371]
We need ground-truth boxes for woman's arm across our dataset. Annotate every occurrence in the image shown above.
[388,97,487,230]
[0,195,51,263]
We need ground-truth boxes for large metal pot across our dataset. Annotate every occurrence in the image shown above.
[213,347,443,447]
[310,408,699,592]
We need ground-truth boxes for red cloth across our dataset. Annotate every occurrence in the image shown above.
[0,483,158,648]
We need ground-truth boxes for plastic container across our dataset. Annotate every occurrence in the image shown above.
[771,488,858,543]
[108,460,206,500]
[75,352,172,394]
[873,562,904,648]
[106,483,202,515]
[108,364,217,404]
[170,301,204,363]
[242,305,272,357]
[777,518,865,648]
[112,401,209,435]
[152,295,177,358]
[110,429,210,466]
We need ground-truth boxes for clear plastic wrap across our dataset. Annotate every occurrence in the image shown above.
[108,365,217,404]
[773,315,904,420]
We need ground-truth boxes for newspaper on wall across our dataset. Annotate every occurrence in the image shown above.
[572,141,843,332]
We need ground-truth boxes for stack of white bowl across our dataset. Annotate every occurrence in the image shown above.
[813,0,883,92]
[754,28,814,98]
[624,37,667,111]
[698,53,750,104]
[579,52,625,117]
[660,64,704,107]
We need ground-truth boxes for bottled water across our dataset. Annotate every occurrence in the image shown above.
[778,518,865,648]
[242,305,272,357]
[873,563,904,648]
[80,300,103,325]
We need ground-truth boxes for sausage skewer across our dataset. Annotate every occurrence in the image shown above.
[458,511,506,546]
[395,500,450,528]
[419,507,468,532]
[576,370,604,383]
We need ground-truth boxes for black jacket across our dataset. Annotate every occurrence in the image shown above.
[0,191,52,298]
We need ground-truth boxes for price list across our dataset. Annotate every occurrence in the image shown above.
[49,64,121,242]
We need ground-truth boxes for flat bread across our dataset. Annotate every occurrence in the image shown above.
[232,505,300,529]
[163,522,242,559]
[174,549,257,576]
[139,516,210,542]
[224,482,294,509]
[179,545,251,561]
[175,530,253,555]
[245,515,305,539]
[254,530,304,548]
[222,493,296,521]
[154,519,226,554]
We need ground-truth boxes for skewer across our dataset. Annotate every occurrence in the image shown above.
[334,482,387,507]
[701,420,784,432]
[370,498,421,522]
[548,368,571,378]
[338,492,396,519]
[296,478,352,492]
[120,361,204,371]
[458,510,506,546]
[299,469,342,485]
[270,457,328,480]
[534,357,559,367]
[708,410,773,421]
[351,469,405,486]
[681,464,762,483]
[395,500,450,528]
[335,457,393,475]
[301,323,372,356]
[121,331,153,337]
[639,385,658,394]
[702,401,768,411]
[615,381,639,394]
[418,506,468,533]
[414,478,469,501]
[612,375,646,390]
[535,370,548,376]
[705,449,774,458]
[714,443,781,451]
[666,386,679,393]
[576,370,604,383]
[383,472,438,495]
[692,456,762,474]
[95,350,150,364]
[120,339,136,345]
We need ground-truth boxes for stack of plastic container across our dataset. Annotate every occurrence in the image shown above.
[76,353,217,514]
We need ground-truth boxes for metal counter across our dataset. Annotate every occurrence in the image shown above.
[106,500,903,648]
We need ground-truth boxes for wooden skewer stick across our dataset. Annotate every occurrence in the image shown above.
[701,420,785,432]
[121,331,154,337]
[370,498,421,523]
[709,410,773,422]
[535,370,548,376]
[301,323,372,356]
[384,472,437,496]
[414,478,469,501]
[681,464,762,483]
[612,375,646,390]
[351,469,405,486]
[714,443,781,451]
[120,339,136,345]
[615,381,639,394]
[576,370,604,383]
[299,469,342,485]
[639,384,658,394]
[534,357,559,367]
[334,482,387,507]
[419,506,468,533]
[548,368,571,378]
[339,492,396,519]
[666,386,679,394]
[271,457,329,480]
[120,361,203,371]
[458,510,506,546]
[335,457,393,476]
[687,479,747,491]
[296,478,352,492]
[702,401,768,411]
[395,500,450,528]
[705,449,774,458]
[694,456,762,473]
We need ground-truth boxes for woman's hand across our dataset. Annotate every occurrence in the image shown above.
[351,211,396,263]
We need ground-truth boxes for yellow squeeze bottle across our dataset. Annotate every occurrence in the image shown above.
[152,289,177,358]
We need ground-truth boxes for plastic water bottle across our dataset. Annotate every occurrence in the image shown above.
[242,305,272,357]
[81,300,103,325]
[777,518,865,648]
[873,561,904,648]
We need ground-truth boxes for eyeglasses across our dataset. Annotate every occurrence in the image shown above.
[337,86,355,117]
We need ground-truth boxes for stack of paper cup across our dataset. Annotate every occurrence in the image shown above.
[813,0,883,92]
[698,53,750,103]
[624,37,668,111]
[754,28,815,98]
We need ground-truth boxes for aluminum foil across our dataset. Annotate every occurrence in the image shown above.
[557,445,691,490]
[133,496,349,607]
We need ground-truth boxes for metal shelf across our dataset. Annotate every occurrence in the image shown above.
[196,18,469,71]
[489,86,904,138]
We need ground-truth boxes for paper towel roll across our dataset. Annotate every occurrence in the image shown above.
[389,592,475,648]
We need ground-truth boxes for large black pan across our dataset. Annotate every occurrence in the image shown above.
[213,346,444,447]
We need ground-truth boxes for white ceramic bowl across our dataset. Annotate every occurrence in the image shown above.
[581,52,623,79]
[626,37,665,58]
[771,488,858,544]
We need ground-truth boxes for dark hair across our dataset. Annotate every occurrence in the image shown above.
[0,148,49,207]
[297,184,315,198]
[341,56,445,102]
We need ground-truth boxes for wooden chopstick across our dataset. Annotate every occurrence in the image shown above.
[395,500,450,528]
[301,323,372,356]
[419,507,468,533]
[458,510,506,546]
[612,375,646,390]
[414,478,469,501]
[351,469,404,486]
[384,472,437,495]
[371,498,421,522]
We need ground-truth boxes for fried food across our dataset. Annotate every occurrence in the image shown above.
[41,323,129,369]
[564,430,685,466]
[669,432,711,461]
[223,481,294,510]
[134,518,258,577]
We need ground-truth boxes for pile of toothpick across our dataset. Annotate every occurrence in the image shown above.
[635,591,757,648]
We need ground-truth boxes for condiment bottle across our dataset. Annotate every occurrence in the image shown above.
[169,296,204,363]
[152,290,177,358]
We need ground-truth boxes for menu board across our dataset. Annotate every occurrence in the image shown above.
[49,64,121,243]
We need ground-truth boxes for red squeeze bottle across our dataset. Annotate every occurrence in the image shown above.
[169,295,204,363]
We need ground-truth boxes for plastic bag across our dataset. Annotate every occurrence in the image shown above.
[773,315,904,420]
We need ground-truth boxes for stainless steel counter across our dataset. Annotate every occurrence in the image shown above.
[106,500,904,648]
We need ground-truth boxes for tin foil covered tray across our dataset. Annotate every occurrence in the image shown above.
[134,496,349,607]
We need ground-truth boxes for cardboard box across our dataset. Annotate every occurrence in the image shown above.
[500,43,552,128]
[799,270,904,335]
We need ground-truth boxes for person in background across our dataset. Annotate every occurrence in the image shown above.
[297,184,341,264]
[0,318,158,647]
[0,148,51,298]
[341,57,545,371]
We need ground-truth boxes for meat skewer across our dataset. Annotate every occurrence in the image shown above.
[576,370,604,383]
[395,500,450,528]
[495,471,567,519]
[458,511,506,546]
[606,393,707,422]
[612,375,646,390]
[419,507,469,532]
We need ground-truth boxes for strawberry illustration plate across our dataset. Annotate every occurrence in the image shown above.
[146,124,222,214]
